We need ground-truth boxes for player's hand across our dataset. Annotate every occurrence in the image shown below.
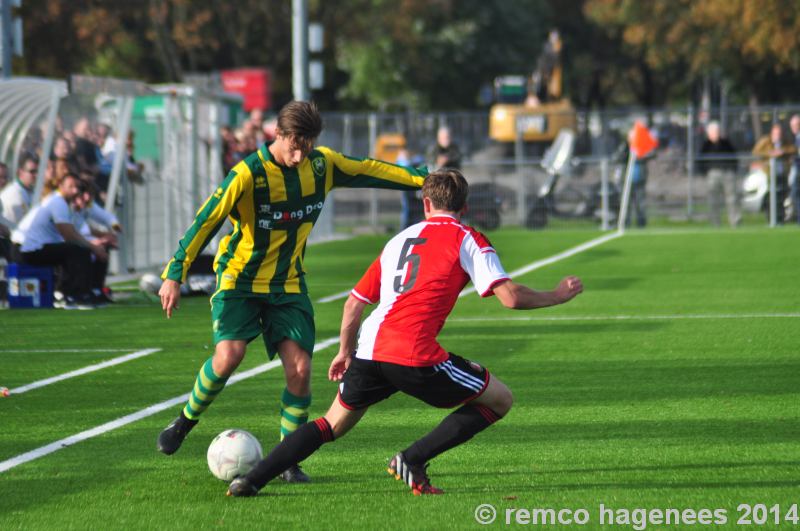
[555,276,583,303]
[328,351,352,382]
[159,279,181,319]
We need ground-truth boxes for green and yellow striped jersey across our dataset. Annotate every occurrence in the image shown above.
[162,143,427,294]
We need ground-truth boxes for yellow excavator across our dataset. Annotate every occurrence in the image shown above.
[489,30,576,144]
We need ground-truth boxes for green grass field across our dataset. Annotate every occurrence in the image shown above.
[1,226,799,530]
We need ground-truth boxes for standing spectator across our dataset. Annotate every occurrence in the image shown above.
[220,126,237,173]
[789,114,800,225]
[247,108,266,145]
[614,124,657,228]
[427,126,462,170]
[699,121,740,227]
[398,149,426,228]
[752,123,795,224]
[18,173,108,309]
[262,118,278,142]
[0,153,38,228]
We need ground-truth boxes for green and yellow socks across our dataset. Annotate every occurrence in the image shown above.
[178,359,310,442]
[280,388,311,440]
[183,357,228,420]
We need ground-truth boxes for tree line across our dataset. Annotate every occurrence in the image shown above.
[13,0,800,110]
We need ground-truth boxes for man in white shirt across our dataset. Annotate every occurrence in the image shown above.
[72,185,121,303]
[20,173,108,309]
[0,154,38,229]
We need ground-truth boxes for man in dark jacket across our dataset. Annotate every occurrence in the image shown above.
[699,121,740,227]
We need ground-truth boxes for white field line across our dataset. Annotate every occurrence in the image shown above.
[458,230,623,298]
[449,312,800,323]
[0,336,340,474]
[316,289,352,303]
[318,230,624,304]
[7,349,162,395]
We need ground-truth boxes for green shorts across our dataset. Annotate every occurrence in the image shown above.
[210,290,315,360]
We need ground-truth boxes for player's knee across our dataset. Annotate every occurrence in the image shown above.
[491,386,513,417]
[498,387,514,416]
[284,357,311,384]
[213,344,246,375]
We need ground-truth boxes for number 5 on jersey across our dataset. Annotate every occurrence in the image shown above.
[393,237,427,293]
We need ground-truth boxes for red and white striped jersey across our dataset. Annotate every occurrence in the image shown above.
[351,215,509,367]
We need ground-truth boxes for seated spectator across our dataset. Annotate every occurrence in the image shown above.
[95,123,118,182]
[73,118,100,180]
[0,161,8,190]
[123,131,144,183]
[18,173,108,309]
[71,184,120,303]
[0,161,10,259]
[0,153,38,228]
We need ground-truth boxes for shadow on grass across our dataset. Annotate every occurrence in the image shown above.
[489,417,800,444]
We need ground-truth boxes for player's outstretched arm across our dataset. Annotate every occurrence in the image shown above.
[329,295,368,381]
[159,278,181,319]
[493,276,583,310]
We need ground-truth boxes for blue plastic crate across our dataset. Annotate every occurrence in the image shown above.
[7,264,54,309]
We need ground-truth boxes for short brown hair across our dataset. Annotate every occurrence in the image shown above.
[277,100,323,141]
[422,168,469,212]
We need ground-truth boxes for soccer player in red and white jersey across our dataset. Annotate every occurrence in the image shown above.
[228,169,583,497]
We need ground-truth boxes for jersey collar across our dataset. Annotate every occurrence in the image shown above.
[259,142,274,163]
[427,214,458,223]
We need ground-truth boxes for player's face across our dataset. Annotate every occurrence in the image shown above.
[273,133,314,167]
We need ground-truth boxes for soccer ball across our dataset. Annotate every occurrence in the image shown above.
[207,429,263,482]
[138,273,161,294]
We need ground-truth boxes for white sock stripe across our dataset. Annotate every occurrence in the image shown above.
[439,363,482,392]
[443,360,484,388]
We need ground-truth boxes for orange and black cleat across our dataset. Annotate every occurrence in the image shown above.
[387,452,444,495]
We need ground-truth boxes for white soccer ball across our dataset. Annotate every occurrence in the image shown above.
[138,273,161,294]
[207,429,263,482]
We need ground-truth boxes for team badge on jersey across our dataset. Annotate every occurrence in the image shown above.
[311,157,326,177]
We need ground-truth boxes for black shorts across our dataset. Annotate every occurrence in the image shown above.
[337,353,490,410]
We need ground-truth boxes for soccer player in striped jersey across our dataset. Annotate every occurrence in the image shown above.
[156,101,427,483]
[227,168,583,497]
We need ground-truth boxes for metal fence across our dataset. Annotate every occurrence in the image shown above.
[319,105,800,233]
